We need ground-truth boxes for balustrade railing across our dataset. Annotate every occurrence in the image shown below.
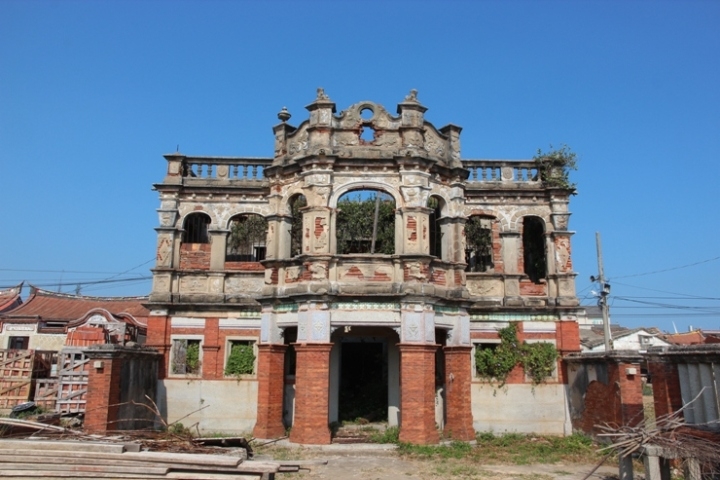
[463,160,540,185]
[184,157,273,181]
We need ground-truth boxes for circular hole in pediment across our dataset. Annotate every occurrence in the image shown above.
[359,107,374,120]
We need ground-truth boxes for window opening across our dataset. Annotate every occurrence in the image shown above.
[465,216,494,272]
[226,214,268,262]
[290,195,306,257]
[336,189,395,254]
[522,216,546,283]
[428,197,442,259]
[224,340,256,376]
[359,107,374,120]
[360,125,375,143]
[8,336,29,350]
[182,213,210,244]
[171,338,201,375]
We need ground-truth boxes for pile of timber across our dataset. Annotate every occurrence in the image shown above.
[0,439,281,479]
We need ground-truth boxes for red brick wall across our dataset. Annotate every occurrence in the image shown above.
[179,243,211,270]
[224,261,264,271]
[253,344,287,439]
[648,360,683,419]
[443,346,474,440]
[399,344,440,444]
[289,343,332,444]
[146,315,170,378]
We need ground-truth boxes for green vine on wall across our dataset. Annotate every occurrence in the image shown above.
[225,342,256,376]
[475,323,559,387]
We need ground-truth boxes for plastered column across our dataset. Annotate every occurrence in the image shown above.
[253,344,288,439]
[443,346,474,440]
[290,343,332,444]
[398,344,440,444]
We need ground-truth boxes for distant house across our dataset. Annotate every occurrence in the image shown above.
[0,286,149,351]
[662,329,720,345]
[0,283,23,314]
[580,325,670,353]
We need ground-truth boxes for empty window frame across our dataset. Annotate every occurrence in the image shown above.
[224,339,257,377]
[336,190,395,255]
[226,214,268,262]
[522,216,546,283]
[428,196,442,259]
[465,216,494,272]
[182,213,211,244]
[170,337,202,376]
[289,194,307,257]
[8,336,29,350]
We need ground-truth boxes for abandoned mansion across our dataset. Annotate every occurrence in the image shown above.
[139,89,583,444]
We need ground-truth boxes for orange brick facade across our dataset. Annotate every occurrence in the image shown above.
[253,344,288,439]
[290,343,333,444]
[398,344,440,444]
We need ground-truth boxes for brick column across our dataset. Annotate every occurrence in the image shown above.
[617,360,644,426]
[647,360,683,419]
[146,315,170,378]
[253,344,287,439]
[84,349,124,434]
[443,346,474,440]
[399,344,440,444]
[202,318,221,379]
[289,343,332,445]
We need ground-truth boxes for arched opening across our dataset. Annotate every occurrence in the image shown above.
[336,189,395,254]
[465,216,494,272]
[522,216,546,283]
[182,212,211,244]
[226,214,267,262]
[428,196,443,259]
[289,194,306,257]
[330,326,400,425]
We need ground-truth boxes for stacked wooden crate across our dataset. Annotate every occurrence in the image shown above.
[0,350,53,410]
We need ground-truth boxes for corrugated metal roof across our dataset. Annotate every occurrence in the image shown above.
[0,286,149,323]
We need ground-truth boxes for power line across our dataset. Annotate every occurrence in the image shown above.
[613,255,720,280]
[611,280,720,299]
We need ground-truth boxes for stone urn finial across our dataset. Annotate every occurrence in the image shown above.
[278,106,291,123]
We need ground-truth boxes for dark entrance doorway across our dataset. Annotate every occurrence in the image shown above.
[338,340,388,422]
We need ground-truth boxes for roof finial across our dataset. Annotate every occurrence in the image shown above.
[405,89,419,102]
[316,87,329,100]
[277,106,291,123]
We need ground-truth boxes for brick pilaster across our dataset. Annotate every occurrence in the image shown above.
[253,344,287,439]
[289,343,332,445]
[84,352,124,434]
[443,346,475,440]
[399,344,440,444]
[146,315,170,378]
[648,360,683,419]
[202,318,221,379]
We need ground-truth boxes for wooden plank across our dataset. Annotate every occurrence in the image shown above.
[0,464,168,475]
[0,471,167,479]
[0,440,128,454]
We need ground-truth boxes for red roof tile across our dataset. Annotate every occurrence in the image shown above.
[0,283,23,313]
[0,286,149,324]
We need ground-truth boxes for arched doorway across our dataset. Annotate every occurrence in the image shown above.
[329,326,400,426]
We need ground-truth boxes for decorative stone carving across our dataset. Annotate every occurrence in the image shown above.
[286,266,302,282]
[156,236,173,267]
[226,277,262,295]
[308,262,327,280]
[406,262,426,281]
[466,278,503,297]
[554,236,571,273]
[179,276,207,293]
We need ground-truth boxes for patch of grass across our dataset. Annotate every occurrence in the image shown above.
[397,440,473,459]
[369,425,399,444]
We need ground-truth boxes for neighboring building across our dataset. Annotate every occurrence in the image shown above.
[580,325,671,353]
[0,286,149,351]
[146,90,583,444]
[0,283,23,314]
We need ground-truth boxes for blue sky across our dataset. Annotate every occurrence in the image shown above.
[1,0,718,333]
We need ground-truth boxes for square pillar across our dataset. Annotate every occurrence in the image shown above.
[398,344,440,444]
[443,346,475,441]
[647,360,683,419]
[253,344,288,439]
[84,350,124,434]
[289,343,332,444]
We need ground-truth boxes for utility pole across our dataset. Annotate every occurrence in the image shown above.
[593,232,613,351]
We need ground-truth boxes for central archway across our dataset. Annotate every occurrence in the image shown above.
[329,326,400,425]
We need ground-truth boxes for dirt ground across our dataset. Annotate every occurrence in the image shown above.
[255,446,620,480]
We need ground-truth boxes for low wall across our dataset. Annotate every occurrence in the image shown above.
[471,383,571,435]
[157,379,258,434]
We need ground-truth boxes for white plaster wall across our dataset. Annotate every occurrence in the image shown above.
[471,383,571,435]
[158,379,258,434]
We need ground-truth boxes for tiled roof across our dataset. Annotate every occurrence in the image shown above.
[662,330,706,345]
[0,283,23,313]
[580,325,662,348]
[0,286,149,324]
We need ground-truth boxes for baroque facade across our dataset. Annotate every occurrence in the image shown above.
[146,90,582,444]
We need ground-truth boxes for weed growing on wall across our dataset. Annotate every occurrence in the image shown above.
[225,343,256,376]
[475,323,559,387]
[534,145,578,190]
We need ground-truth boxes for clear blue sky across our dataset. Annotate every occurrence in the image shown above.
[1,0,718,333]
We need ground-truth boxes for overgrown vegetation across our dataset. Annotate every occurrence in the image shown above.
[336,191,395,255]
[474,323,559,387]
[225,342,256,376]
[227,214,267,261]
[534,144,578,190]
[185,341,201,374]
[465,216,494,272]
[290,195,306,257]
[398,432,598,465]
